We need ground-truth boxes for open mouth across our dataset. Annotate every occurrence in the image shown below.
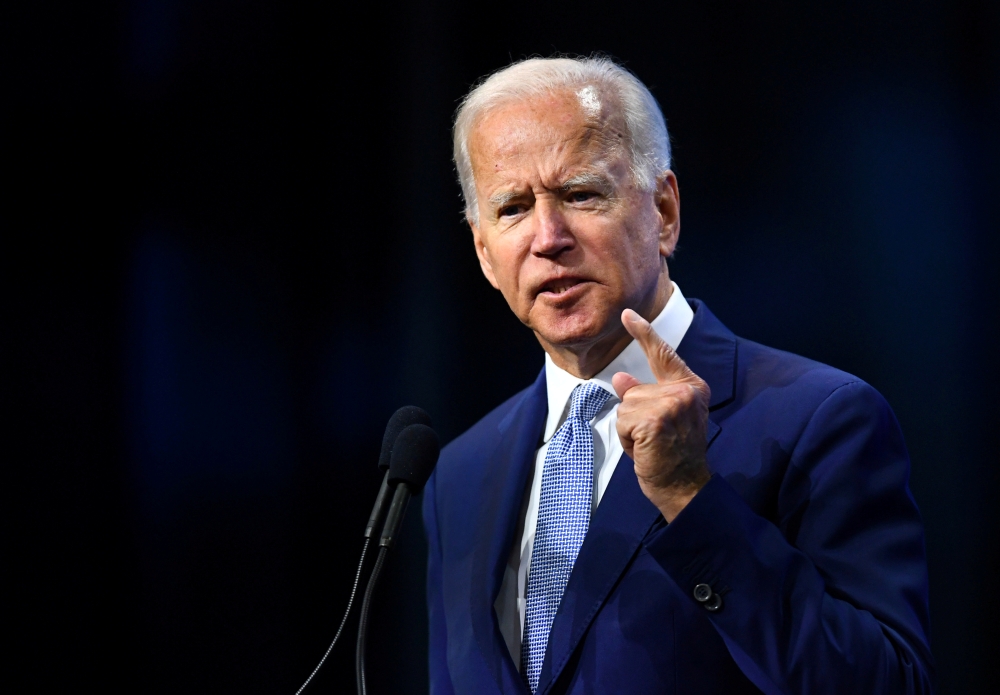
[538,277,587,297]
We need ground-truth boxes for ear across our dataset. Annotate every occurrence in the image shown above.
[654,170,681,258]
[469,216,501,290]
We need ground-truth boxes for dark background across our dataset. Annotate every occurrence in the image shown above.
[7,0,998,692]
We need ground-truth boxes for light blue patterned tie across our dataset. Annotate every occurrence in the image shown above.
[521,382,611,692]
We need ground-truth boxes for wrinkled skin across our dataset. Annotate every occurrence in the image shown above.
[467,88,709,520]
[612,309,711,520]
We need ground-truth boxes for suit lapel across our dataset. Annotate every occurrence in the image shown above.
[677,299,737,411]
[535,299,736,694]
[470,369,547,694]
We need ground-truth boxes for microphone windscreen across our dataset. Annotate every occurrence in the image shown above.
[388,424,440,493]
[379,406,432,471]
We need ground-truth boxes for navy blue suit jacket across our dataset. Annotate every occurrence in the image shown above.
[423,300,932,694]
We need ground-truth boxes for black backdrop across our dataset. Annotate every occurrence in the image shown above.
[7,1,999,692]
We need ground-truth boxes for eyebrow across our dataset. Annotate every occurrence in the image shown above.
[488,190,519,208]
[487,171,615,210]
[560,171,614,192]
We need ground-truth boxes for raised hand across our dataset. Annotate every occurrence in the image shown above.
[611,308,712,522]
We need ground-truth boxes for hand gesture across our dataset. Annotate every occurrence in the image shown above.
[611,309,712,522]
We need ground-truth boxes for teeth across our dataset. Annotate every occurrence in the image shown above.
[544,280,578,294]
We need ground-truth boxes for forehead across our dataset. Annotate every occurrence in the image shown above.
[467,89,626,180]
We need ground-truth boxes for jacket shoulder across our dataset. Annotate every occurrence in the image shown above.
[734,336,876,405]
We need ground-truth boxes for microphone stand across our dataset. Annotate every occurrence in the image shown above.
[291,408,432,695]
[355,423,437,695]
[354,544,389,695]
[356,479,417,695]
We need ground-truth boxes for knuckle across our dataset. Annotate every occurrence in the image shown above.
[641,413,664,431]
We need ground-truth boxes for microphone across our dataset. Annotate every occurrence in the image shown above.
[292,406,431,695]
[357,423,440,695]
[365,406,432,540]
[379,424,440,547]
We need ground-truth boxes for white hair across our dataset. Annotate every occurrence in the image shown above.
[453,56,671,225]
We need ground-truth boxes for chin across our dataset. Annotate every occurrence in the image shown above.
[532,310,612,349]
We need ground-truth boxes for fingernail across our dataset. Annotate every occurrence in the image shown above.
[623,308,648,326]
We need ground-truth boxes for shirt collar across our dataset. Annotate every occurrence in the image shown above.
[542,282,694,442]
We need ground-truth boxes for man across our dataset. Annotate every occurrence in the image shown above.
[423,56,932,694]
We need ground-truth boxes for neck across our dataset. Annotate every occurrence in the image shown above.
[540,274,673,379]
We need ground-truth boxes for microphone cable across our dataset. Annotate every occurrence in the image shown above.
[294,406,432,694]
[293,537,371,695]
[355,423,439,695]
[355,545,388,695]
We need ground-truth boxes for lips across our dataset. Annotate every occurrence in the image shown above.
[536,276,590,298]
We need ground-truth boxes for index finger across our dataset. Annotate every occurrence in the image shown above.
[621,308,692,383]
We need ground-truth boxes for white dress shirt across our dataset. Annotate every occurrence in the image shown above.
[494,282,695,668]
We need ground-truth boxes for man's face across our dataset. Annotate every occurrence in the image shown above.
[467,89,679,356]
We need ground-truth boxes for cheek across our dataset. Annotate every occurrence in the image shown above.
[621,212,664,266]
[597,224,662,295]
[487,238,528,293]
[597,219,655,267]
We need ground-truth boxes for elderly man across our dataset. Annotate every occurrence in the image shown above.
[422,57,932,694]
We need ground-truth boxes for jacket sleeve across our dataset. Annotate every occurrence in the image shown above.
[423,470,457,695]
[643,381,933,694]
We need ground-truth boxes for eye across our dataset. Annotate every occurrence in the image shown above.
[499,204,525,218]
[568,190,597,203]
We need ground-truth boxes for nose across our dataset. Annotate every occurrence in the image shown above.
[529,198,574,258]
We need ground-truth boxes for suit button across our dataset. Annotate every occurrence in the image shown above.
[693,583,713,602]
[704,593,723,612]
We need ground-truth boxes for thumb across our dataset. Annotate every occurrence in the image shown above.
[621,308,696,384]
[612,371,643,400]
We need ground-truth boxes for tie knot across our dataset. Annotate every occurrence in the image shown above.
[568,382,612,423]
